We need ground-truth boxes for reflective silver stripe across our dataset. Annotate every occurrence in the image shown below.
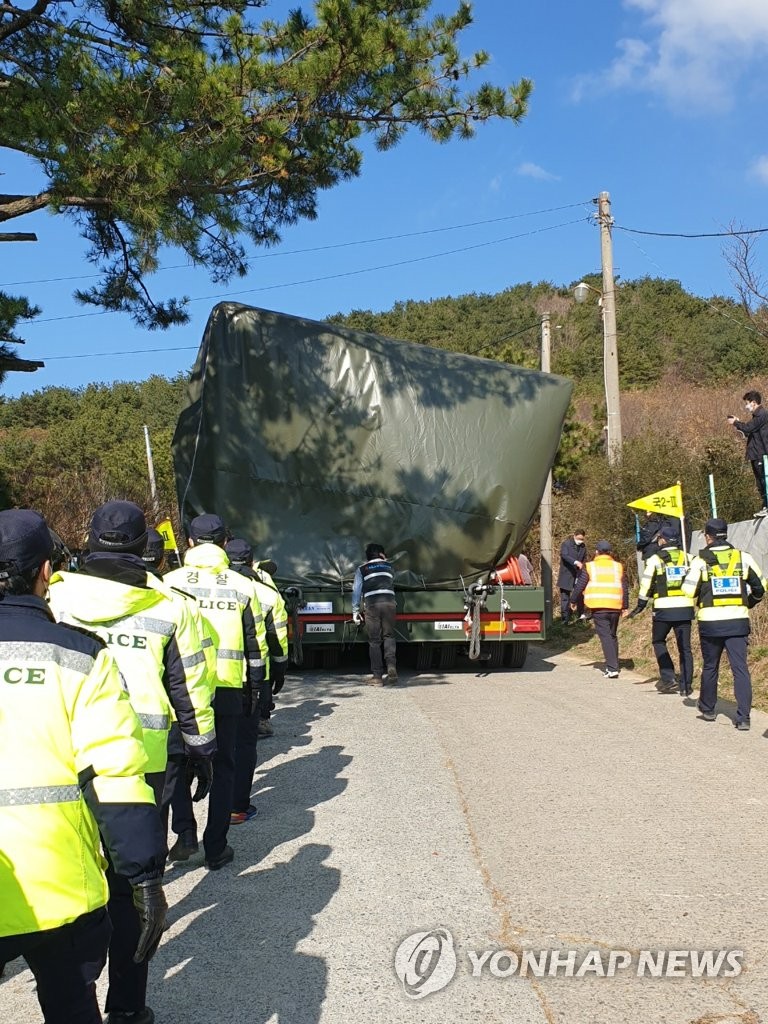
[366,571,393,580]
[234,590,254,605]
[219,649,244,661]
[273,618,288,629]
[273,655,288,663]
[182,587,212,599]
[181,730,216,747]
[138,713,171,730]
[252,613,264,625]
[128,615,175,638]
[248,657,265,668]
[0,642,94,676]
[365,588,395,598]
[181,650,206,669]
[201,637,214,649]
[0,785,81,806]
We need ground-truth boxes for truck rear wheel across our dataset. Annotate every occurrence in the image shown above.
[487,643,505,669]
[415,643,433,671]
[504,641,529,669]
[438,643,456,671]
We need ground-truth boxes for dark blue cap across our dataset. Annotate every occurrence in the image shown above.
[596,539,612,553]
[89,501,147,554]
[705,518,728,538]
[189,513,227,544]
[225,537,253,564]
[0,509,54,575]
[142,528,166,563]
[657,525,680,543]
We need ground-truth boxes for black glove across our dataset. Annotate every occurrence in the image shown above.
[272,669,286,696]
[132,878,168,963]
[627,605,644,619]
[186,757,213,802]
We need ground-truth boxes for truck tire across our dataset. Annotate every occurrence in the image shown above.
[321,645,340,670]
[438,643,456,671]
[504,641,529,669]
[415,643,433,671]
[487,643,505,669]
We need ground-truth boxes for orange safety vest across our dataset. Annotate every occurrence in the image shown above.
[584,555,624,610]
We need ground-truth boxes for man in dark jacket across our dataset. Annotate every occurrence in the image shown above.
[558,530,586,624]
[728,389,768,517]
[636,511,688,561]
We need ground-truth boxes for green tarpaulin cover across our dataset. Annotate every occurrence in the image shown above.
[173,303,573,587]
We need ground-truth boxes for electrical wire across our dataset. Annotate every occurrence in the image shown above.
[615,224,768,239]
[0,200,592,288]
[27,216,588,329]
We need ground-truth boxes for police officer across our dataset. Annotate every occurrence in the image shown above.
[682,517,766,730]
[48,501,215,1023]
[628,525,694,695]
[0,510,167,1024]
[224,538,282,822]
[352,542,398,683]
[164,514,266,868]
[225,537,287,739]
[569,540,629,678]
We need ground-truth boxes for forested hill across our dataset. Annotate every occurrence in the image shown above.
[0,275,763,545]
[330,276,763,390]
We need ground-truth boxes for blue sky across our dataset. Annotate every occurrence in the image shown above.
[4,0,768,398]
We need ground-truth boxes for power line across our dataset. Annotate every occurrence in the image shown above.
[26,217,587,327]
[615,224,768,240]
[40,344,198,360]
[0,200,592,288]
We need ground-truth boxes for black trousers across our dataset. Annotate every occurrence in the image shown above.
[104,771,164,1015]
[232,710,260,813]
[751,459,768,507]
[651,618,693,692]
[365,599,397,676]
[593,610,621,672]
[560,588,584,623]
[203,708,239,859]
[0,908,111,1024]
[699,633,752,723]
[258,677,273,721]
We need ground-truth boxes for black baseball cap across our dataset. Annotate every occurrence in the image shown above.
[704,518,728,539]
[225,537,253,564]
[89,501,147,555]
[189,513,227,544]
[0,509,54,575]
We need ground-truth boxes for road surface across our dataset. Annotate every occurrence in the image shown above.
[3,646,767,1023]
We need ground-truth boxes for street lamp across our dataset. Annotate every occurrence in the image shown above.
[573,191,623,466]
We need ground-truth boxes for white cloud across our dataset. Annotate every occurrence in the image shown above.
[749,155,768,185]
[579,0,768,110]
[516,162,560,182]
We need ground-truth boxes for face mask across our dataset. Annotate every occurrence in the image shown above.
[745,404,755,413]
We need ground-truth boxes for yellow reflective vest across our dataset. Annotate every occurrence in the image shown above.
[583,555,625,610]
[638,547,694,620]
[165,544,266,713]
[0,597,156,937]
[682,544,766,635]
[49,569,215,772]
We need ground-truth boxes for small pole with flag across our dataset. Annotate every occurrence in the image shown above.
[156,518,180,568]
[628,483,685,561]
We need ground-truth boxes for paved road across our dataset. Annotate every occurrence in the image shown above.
[3,646,767,1023]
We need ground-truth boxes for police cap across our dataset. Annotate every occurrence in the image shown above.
[657,525,680,543]
[225,537,253,564]
[142,528,166,564]
[189,513,227,544]
[595,539,612,553]
[0,509,54,576]
[704,517,728,539]
[89,501,148,555]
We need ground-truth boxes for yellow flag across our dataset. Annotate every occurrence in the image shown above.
[156,518,178,552]
[627,484,683,516]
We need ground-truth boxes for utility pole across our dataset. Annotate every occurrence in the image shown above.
[143,425,160,521]
[539,312,553,629]
[598,191,622,466]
